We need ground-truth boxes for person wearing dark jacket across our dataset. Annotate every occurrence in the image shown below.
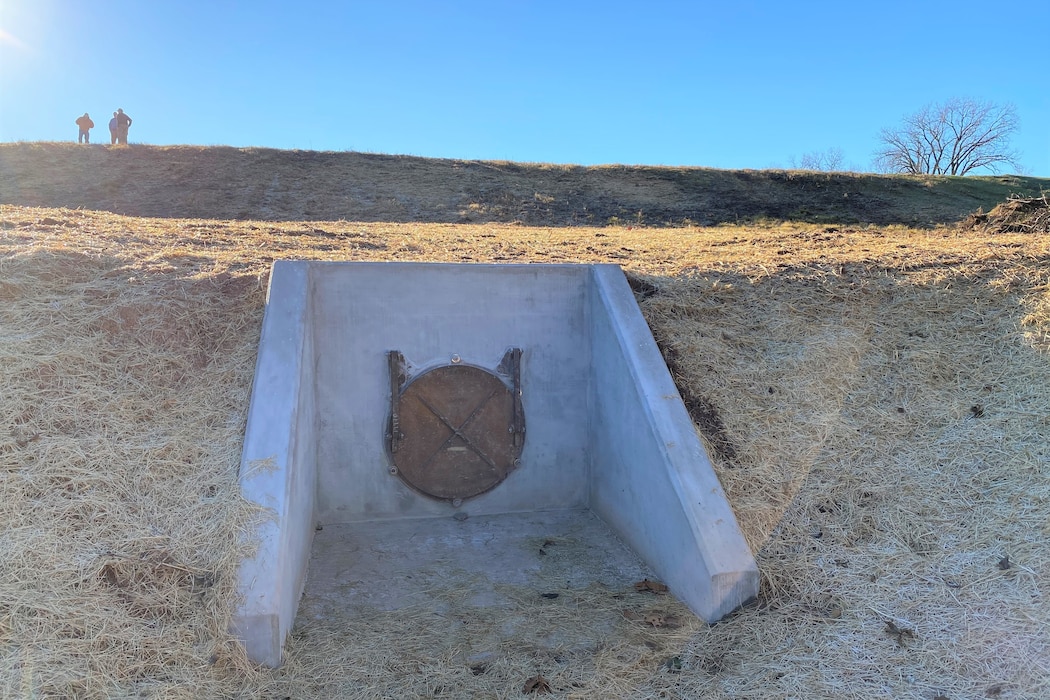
[108,112,118,144]
[75,113,94,143]
[114,108,132,145]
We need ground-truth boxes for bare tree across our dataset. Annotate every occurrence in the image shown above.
[874,98,1021,176]
[797,147,845,172]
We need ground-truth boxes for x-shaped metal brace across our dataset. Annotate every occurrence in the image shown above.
[412,388,502,473]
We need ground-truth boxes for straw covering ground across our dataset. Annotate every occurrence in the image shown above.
[1,146,1048,699]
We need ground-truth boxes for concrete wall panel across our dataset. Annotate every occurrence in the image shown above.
[311,263,593,522]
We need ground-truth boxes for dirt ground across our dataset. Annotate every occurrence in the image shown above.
[1,146,1048,698]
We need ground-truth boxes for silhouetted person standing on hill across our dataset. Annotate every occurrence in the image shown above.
[109,112,118,144]
[114,108,132,145]
[75,113,94,143]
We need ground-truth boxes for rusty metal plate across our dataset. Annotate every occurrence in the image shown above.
[390,363,523,502]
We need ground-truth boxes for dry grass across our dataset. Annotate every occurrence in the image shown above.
[1,200,1048,699]
[3,143,1048,227]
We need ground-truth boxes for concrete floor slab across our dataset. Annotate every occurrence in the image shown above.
[296,509,662,657]
[299,509,654,616]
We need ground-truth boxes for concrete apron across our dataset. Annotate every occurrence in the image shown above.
[232,261,758,667]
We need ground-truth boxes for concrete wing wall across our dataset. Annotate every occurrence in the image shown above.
[232,261,318,667]
[586,265,758,621]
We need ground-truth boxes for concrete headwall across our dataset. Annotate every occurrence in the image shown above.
[310,262,595,522]
[233,261,758,667]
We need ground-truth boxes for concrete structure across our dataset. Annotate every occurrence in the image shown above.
[233,261,758,667]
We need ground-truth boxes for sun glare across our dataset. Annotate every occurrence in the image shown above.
[0,26,29,50]
[0,0,50,53]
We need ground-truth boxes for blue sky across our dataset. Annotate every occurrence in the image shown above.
[1,0,1047,175]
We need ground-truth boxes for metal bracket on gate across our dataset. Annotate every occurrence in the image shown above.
[497,347,525,449]
[387,350,406,453]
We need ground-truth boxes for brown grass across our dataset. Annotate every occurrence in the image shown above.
[3,142,1048,227]
[1,149,1049,698]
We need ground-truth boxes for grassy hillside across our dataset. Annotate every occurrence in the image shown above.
[1,143,1048,699]
[1,142,1047,226]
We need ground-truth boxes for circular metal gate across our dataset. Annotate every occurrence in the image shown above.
[388,358,524,502]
